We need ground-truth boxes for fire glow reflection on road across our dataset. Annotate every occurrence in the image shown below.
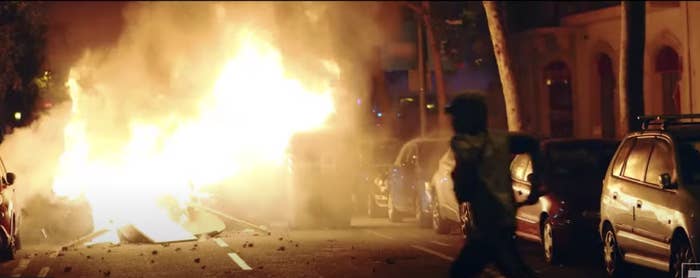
[52,30,337,243]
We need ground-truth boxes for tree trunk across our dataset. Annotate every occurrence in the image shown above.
[619,1,645,136]
[483,1,523,132]
[421,1,448,133]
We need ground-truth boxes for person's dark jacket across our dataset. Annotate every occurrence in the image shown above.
[450,130,542,233]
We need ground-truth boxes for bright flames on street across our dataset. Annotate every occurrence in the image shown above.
[52,31,337,244]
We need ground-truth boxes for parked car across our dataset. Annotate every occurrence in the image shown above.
[0,157,18,260]
[426,150,472,237]
[361,139,401,218]
[286,129,357,229]
[600,114,700,277]
[511,138,619,264]
[376,137,449,226]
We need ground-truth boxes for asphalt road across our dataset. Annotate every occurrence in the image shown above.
[0,213,667,278]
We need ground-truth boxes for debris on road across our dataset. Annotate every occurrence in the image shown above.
[201,265,206,270]
[277,246,286,251]
[152,250,158,255]
[64,266,72,272]
[194,258,201,263]
[107,249,112,253]
[175,247,181,251]
[295,244,299,247]
[58,253,65,257]
[61,246,68,251]
[87,255,91,259]
[278,237,284,241]
[150,260,155,264]
[248,242,254,248]
[258,266,264,270]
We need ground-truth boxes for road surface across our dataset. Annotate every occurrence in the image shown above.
[0,213,666,278]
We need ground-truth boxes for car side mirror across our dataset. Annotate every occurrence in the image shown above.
[5,172,15,186]
[660,173,676,189]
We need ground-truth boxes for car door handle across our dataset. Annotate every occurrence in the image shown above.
[636,200,642,208]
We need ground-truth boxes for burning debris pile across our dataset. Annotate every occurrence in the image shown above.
[1,2,397,245]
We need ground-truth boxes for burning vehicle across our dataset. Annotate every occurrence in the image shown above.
[286,129,358,229]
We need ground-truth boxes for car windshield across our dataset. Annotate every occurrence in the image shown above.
[677,139,700,185]
[545,142,618,182]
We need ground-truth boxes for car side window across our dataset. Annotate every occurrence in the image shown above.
[645,139,674,187]
[612,138,636,177]
[401,145,417,167]
[622,138,654,181]
[510,154,527,181]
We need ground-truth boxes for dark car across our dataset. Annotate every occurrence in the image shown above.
[510,138,619,264]
[377,137,449,226]
[286,130,357,229]
[0,157,18,260]
[361,139,401,218]
[600,115,700,277]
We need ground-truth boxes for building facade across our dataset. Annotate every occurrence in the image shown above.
[513,1,700,138]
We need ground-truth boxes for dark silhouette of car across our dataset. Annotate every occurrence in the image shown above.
[600,115,700,277]
[286,130,357,229]
[0,157,18,260]
[361,139,401,218]
[377,137,449,226]
[511,138,619,264]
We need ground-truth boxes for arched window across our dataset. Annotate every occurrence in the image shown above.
[655,46,681,114]
[545,61,573,138]
[597,54,615,138]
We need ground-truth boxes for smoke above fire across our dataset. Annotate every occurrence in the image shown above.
[0,1,399,243]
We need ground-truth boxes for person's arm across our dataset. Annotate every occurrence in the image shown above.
[509,133,544,206]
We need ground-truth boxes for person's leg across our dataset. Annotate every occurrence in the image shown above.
[450,238,490,278]
[492,229,538,278]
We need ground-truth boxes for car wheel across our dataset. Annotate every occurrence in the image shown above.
[602,225,624,277]
[670,234,696,278]
[431,197,450,234]
[0,233,16,261]
[459,203,471,239]
[387,194,401,223]
[542,220,559,264]
[367,193,385,218]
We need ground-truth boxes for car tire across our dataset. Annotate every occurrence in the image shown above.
[602,225,624,277]
[367,193,385,218]
[0,233,16,261]
[670,233,696,278]
[542,219,559,265]
[388,194,401,223]
[416,197,431,228]
[432,197,450,234]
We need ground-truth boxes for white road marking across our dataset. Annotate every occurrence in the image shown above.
[365,230,395,240]
[213,238,229,248]
[411,245,454,261]
[227,252,252,270]
[10,259,31,278]
[430,240,451,247]
[37,266,50,278]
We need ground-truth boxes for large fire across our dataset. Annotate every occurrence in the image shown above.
[51,31,337,243]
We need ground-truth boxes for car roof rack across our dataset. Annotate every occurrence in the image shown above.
[637,114,700,130]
